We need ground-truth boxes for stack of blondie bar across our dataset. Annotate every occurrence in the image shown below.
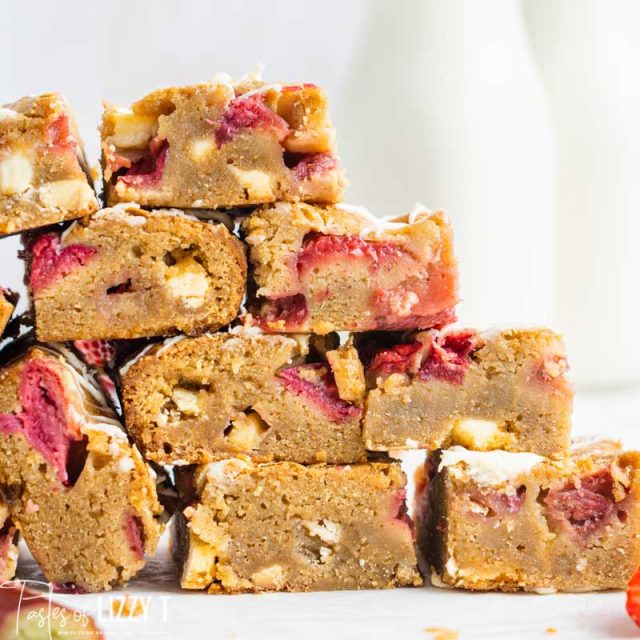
[0,70,638,595]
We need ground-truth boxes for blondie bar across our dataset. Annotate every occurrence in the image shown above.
[28,204,246,341]
[120,328,366,464]
[0,93,98,236]
[0,346,164,592]
[101,73,343,209]
[242,203,458,333]
[416,441,640,592]
[362,327,572,457]
[0,500,17,582]
[174,459,421,592]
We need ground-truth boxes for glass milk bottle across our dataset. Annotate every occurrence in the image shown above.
[338,0,554,328]
[524,0,640,387]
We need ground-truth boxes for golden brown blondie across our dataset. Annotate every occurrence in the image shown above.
[362,327,573,457]
[174,459,422,593]
[101,73,343,209]
[242,203,458,333]
[0,93,98,236]
[0,345,164,592]
[416,441,640,592]
[28,204,246,341]
[121,328,366,465]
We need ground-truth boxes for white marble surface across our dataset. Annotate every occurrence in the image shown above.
[9,388,640,639]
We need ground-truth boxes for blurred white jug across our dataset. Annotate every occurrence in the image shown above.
[525,0,640,387]
[338,0,553,327]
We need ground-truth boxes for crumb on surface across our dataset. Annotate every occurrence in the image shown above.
[424,628,459,640]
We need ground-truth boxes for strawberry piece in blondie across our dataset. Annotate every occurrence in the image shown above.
[242,202,459,333]
[362,327,573,457]
[0,93,98,236]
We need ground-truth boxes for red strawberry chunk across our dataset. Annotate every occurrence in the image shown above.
[418,329,478,384]
[123,511,145,561]
[29,234,97,294]
[258,294,309,330]
[368,329,477,384]
[119,139,168,188]
[468,486,527,517]
[369,341,425,377]
[388,487,414,534]
[73,340,116,368]
[298,232,403,274]
[46,113,76,152]
[544,468,619,538]
[627,566,640,628]
[0,360,84,485]
[277,363,361,423]
[215,94,289,147]
[291,152,338,181]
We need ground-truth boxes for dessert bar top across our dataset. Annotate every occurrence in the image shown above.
[433,439,636,489]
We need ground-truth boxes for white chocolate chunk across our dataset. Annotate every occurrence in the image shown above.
[389,290,419,317]
[110,113,158,149]
[226,411,269,451]
[190,138,214,162]
[180,532,218,590]
[165,257,210,308]
[229,166,274,199]
[251,564,285,589]
[38,179,95,210]
[0,152,33,195]
[439,446,544,486]
[118,455,135,472]
[172,388,200,417]
[302,519,342,545]
[451,418,513,450]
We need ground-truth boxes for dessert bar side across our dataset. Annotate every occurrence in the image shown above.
[101,78,344,209]
[0,345,164,592]
[28,205,246,341]
[361,326,573,457]
[0,93,99,237]
[242,202,458,334]
[174,459,421,593]
[415,442,640,592]
[120,330,366,465]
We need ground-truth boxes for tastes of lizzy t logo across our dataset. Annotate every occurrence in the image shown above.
[0,580,95,639]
